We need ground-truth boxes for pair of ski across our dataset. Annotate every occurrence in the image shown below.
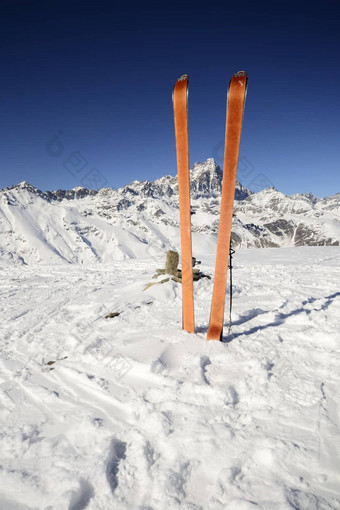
[173,71,248,341]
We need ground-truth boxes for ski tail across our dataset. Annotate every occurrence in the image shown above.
[173,74,195,333]
[207,71,248,341]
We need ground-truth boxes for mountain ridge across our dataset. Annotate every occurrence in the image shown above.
[1,158,339,265]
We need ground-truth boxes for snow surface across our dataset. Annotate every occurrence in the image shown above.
[1,246,340,509]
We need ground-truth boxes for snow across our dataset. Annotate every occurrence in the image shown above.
[1,161,340,268]
[1,246,339,509]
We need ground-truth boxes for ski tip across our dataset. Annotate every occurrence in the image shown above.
[234,70,247,78]
[177,74,188,82]
[173,74,189,102]
[230,70,248,94]
[232,70,248,87]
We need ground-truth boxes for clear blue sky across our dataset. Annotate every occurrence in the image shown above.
[0,0,339,197]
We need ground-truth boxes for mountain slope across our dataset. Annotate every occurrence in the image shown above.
[0,159,339,265]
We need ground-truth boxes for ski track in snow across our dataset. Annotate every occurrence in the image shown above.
[0,246,340,509]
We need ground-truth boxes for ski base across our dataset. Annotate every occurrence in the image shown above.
[207,71,248,341]
[173,74,195,334]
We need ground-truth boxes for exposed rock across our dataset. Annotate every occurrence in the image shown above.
[144,277,170,291]
[263,219,295,238]
[105,312,121,319]
[145,250,211,290]
[165,250,179,275]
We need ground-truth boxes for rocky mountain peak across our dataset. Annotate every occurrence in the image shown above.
[190,158,222,197]
[8,181,41,194]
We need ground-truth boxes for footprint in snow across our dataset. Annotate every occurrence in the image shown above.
[106,438,127,494]
[68,478,94,510]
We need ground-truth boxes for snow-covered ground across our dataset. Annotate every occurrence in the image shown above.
[0,246,339,509]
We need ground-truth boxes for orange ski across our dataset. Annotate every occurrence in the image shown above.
[207,71,248,341]
[173,74,195,333]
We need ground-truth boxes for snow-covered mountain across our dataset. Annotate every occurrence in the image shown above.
[1,158,339,265]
